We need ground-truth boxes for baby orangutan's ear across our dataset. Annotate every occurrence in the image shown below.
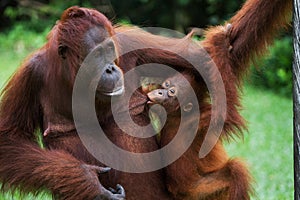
[183,102,193,113]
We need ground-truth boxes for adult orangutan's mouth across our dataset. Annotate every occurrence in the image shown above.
[99,86,124,96]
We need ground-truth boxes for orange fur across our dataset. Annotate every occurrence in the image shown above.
[146,0,291,199]
[149,72,252,199]
[0,0,292,199]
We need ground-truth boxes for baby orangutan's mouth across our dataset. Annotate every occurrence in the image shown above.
[147,100,155,105]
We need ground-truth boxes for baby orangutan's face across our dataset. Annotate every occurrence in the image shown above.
[147,74,194,114]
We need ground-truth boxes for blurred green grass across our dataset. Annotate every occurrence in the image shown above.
[0,28,293,199]
[0,27,51,200]
[226,85,293,199]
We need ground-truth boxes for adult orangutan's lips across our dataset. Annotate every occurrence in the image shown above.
[99,86,124,96]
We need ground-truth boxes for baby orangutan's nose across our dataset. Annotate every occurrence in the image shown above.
[147,89,167,104]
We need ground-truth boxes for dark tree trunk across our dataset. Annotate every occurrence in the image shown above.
[294,0,300,199]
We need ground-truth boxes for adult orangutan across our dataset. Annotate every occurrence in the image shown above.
[0,6,185,200]
[0,0,292,199]
[0,6,130,200]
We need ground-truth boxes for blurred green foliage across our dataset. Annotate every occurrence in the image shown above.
[3,1,94,32]
[0,25,47,50]
[250,36,293,97]
[0,0,244,32]
[0,25,47,90]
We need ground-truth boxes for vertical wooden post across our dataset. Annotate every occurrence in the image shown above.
[294,0,300,199]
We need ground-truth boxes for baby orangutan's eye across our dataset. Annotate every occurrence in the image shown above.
[168,87,177,97]
[163,80,170,88]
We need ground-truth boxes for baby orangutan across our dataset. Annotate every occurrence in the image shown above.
[147,72,252,200]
